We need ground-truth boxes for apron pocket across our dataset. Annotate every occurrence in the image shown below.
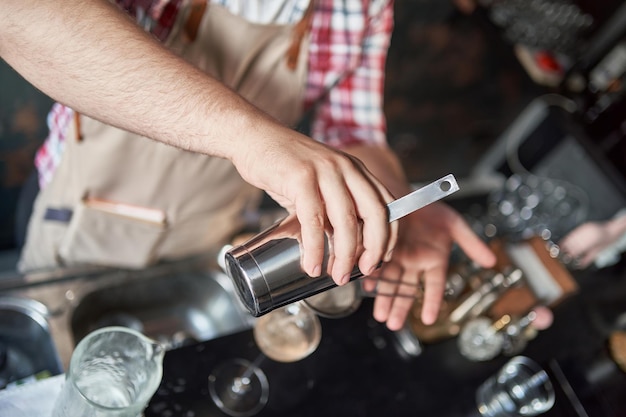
[58,201,166,269]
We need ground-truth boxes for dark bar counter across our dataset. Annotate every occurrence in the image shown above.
[146,263,626,417]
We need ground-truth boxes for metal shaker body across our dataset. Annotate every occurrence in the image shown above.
[225,174,460,317]
[224,214,354,317]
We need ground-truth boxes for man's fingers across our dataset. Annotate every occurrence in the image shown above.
[419,266,447,325]
[385,271,420,331]
[320,180,360,285]
[449,215,496,268]
[293,171,327,277]
[349,157,398,270]
[322,157,393,284]
[369,263,422,331]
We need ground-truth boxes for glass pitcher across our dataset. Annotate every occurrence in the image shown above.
[51,326,165,417]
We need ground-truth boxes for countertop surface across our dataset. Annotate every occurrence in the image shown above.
[145,263,626,417]
[0,262,623,417]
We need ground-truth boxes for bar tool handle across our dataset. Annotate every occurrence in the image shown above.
[387,174,459,223]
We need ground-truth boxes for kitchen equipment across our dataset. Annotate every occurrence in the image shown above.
[448,268,524,324]
[458,316,506,362]
[51,326,164,417]
[224,174,459,317]
[476,356,555,417]
[485,174,588,242]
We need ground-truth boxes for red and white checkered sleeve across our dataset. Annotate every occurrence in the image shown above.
[309,0,393,149]
[34,103,74,189]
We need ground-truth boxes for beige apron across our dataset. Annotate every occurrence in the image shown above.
[18,1,310,272]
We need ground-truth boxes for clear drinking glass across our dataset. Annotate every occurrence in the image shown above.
[51,326,165,417]
[253,301,322,363]
[208,302,322,416]
[485,174,588,242]
[208,357,270,417]
[476,356,555,417]
[303,280,362,318]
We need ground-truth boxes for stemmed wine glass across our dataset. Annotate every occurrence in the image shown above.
[208,301,322,417]
[303,276,421,319]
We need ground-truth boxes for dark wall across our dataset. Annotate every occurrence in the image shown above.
[0,61,53,250]
[385,1,544,182]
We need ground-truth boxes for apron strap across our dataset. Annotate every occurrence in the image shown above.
[286,0,316,71]
[185,0,316,61]
[74,112,83,142]
[184,0,208,41]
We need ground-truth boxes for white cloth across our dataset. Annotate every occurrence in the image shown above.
[0,374,65,417]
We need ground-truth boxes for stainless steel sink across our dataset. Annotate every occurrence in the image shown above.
[0,296,63,388]
[69,268,254,350]
[1,255,255,369]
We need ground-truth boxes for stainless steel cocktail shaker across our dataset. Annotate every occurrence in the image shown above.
[224,175,460,317]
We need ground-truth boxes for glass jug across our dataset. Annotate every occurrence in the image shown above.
[51,326,165,417]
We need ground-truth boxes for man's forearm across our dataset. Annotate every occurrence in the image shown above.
[0,0,276,163]
[1,0,402,290]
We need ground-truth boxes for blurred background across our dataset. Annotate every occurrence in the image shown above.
[1,0,625,252]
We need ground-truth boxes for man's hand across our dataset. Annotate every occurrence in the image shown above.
[363,202,496,331]
[234,131,398,286]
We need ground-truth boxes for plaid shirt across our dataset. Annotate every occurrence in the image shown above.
[36,0,393,187]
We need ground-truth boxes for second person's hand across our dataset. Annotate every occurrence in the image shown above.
[363,202,496,331]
